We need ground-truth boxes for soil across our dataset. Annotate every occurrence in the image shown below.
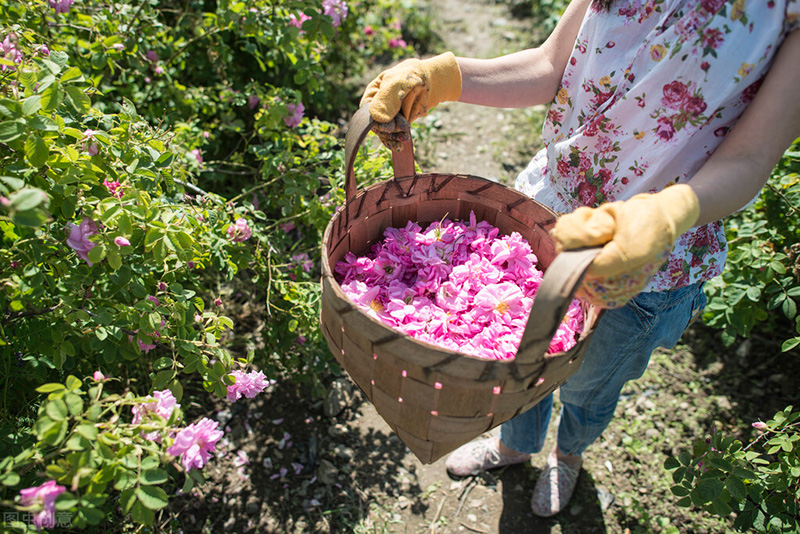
[167,2,800,533]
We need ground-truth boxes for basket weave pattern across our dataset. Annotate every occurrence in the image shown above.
[320,107,601,463]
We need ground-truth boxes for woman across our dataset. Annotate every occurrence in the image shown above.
[360,0,800,516]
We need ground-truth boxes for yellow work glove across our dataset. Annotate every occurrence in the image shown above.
[360,52,462,150]
[551,184,700,309]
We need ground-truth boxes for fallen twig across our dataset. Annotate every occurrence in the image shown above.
[428,494,447,533]
[460,521,488,533]
[454,477,478,519]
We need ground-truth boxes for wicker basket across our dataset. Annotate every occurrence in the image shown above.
[320,106,602,464]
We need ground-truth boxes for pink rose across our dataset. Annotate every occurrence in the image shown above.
[684,95,707,117]
[66,218,99,265]
[19,480,66,529]
[283,102,305,128]
[227,218,252,242]
[655,116,676,141]
[661,81,689,110]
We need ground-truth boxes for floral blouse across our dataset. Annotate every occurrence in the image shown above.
[515,0,800,292]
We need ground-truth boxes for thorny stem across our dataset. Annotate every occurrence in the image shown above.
[2,303,62,325]
[765,182,799,217]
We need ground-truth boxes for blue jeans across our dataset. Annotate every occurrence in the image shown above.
[500,282,707,456]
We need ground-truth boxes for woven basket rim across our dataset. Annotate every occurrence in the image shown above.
[321,172,596,370]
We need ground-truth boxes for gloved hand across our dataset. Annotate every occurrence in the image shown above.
[551,184,700,308]
[360,52,462,150]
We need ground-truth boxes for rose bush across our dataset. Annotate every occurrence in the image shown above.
[0,0,435,530]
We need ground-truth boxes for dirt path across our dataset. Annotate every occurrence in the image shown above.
[413,0,543,186]
[349,2,557,532]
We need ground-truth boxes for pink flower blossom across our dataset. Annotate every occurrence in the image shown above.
[233,450,250,467]
[191,149,203,164]
[114,236,131,247]
[226,370,274,401]
[227,218,252,242]
[66,218,98,265]
[92,370,105,381]
[103,178,123,198]
[284,102,305,128]
[19,480,66,530]
[322,0,348,27]
[389,37,407,49]
[145,50,159,62]
[154,65,164,75]
[655,116,676,141]
[335,213,584,359]
[364,25,375,36]
[752,421,768,431]
[167,417,224,471]
[132,389,180,424]
[279,222,295,233]
[39,45,50,56]
[82,129,99,156]
[291,253,313,272]
[289,12,311,31]
[137,338,157,353]
[48,0,74,14]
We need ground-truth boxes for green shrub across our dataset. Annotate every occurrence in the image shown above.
[0,0,434,530]
[702,139,800,351]
[665,406,800,533]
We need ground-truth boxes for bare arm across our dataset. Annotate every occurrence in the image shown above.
[457,0,591,108]
[690,28,800,226]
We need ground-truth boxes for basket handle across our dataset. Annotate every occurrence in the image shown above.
[344,104,416,203]
[516,247,602,364]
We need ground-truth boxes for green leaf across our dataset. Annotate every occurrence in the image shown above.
[107,249,122,270]
[707,456,733,472]
[25,134,49,167]
[139,468,168,485]
[135,485,169,510]
[0,120,26,142]
[670,485,690,497]
[55,492,79,510]
[152,369,175,390]
[79,506,105,525]
[746,286,761,301]
[22,95,42,116]
[76,423,98,440]
[130,500,155,524]
[0,471,20,486]
[88,244,107,264]
[782,298,797,320]
[36,383,67,393]
[9,188,46,211]
[726,475,747,501]
[120,488,136,513]
[782,337,800,352]
[41,82,65,112]
[65,393,83,416]
[45,398,68,421]
[697,478,724,503]
[60,66,84,83]
[42,420,67,446]
[712,497,732,517]
[169,379,183,402]
[66,375,82,391]
[66,86,91,113]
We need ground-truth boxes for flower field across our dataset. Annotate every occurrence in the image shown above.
[1,0,798,532]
